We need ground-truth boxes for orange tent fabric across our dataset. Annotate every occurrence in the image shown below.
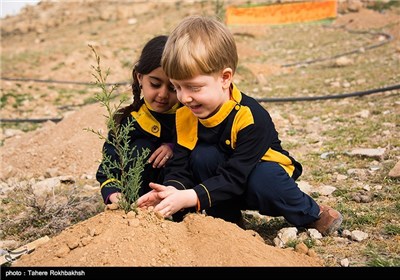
[226,1,337,25]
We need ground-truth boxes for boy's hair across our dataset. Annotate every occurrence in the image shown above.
[162,15,238,80]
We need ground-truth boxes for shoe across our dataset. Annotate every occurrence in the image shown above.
[308,205,343,236]
[235,215,246,230]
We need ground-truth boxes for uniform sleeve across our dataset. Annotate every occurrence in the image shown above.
[163,143,195,190]
[96,131,123,204]
[193,121,272,210]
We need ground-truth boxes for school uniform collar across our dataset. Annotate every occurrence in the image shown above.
[131,99,178,137]
[144,99,180,114]
[199,83,242,128]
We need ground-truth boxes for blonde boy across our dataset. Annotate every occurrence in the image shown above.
[138,16,342,235]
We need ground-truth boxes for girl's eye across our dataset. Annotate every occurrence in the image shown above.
[168,85,176,93]
[150,83,161,88]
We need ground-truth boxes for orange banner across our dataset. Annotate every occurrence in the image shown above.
[226,1,337,25]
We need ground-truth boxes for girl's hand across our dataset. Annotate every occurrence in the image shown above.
[109,192,121,204]
[148,143,173,168]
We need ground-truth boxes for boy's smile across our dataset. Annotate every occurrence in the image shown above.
[171,71,231,119]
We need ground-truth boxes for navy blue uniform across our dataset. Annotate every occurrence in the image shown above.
[164,85,320,226]
[97,100,178,204]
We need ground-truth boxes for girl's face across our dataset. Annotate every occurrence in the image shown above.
[170,69,232,119]
[138,67,178,113]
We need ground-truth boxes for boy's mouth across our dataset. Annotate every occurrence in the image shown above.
[189,104,201,110]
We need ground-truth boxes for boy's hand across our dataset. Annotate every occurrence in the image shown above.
[137,189,163,208]
[137,183,174,208]
[148,143,173,168]
[148,183,197,217]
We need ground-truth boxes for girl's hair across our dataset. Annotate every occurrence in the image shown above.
[115,35,168,124]
[162,15,238,80]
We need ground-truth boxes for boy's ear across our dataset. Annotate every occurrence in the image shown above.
[221,68,233,89]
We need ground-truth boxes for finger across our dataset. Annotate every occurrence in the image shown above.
[160,154,172,168]
[148,150,161,164]
[156,191,166,200]
[153,156,163,168]
[154,203,168,215]
[148,154,155,164]
[137,195,148,206]
[149,182,167,192]
[155,205,177,217]
[137,190,156,205]
[156,153,171,168]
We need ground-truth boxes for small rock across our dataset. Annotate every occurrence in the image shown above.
[128,218,140,227]
[55,245,70,258]
[307,249,317,258]
[294,242,308,254]
[359,195,372,203]
[351,230,368,242]
[340,258,350,267]
[334,56,354,67]
[44,168,61,178]
[388,161,400,178]
[66,240,79,250]
[87,228,96,237]
[80,236,92,246]
[347,148,386,160]
[126,211,136,219]
[105,203,119,211]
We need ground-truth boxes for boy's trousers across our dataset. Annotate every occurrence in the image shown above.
[190,143,320,226]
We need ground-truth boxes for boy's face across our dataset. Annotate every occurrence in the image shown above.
[171,70,231,119]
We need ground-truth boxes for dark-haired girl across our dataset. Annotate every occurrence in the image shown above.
[96,35,180,205]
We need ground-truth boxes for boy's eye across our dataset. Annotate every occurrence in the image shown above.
[191,87,200,92]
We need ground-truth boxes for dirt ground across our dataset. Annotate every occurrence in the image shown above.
[13,209,321,267]
[1,0,399,268]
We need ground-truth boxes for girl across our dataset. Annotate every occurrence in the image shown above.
[96,35,180,205]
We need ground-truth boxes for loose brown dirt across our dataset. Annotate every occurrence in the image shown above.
[14,209,322,267]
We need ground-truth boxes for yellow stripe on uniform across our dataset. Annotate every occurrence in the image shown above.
[198,184,212,208]
[100,178,119,189]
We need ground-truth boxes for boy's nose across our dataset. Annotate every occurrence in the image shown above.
[179,90,192,103]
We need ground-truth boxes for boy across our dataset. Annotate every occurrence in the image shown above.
[137,16,342,236]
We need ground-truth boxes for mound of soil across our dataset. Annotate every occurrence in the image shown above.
[0,103,106,180]
[13,209,322,267]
